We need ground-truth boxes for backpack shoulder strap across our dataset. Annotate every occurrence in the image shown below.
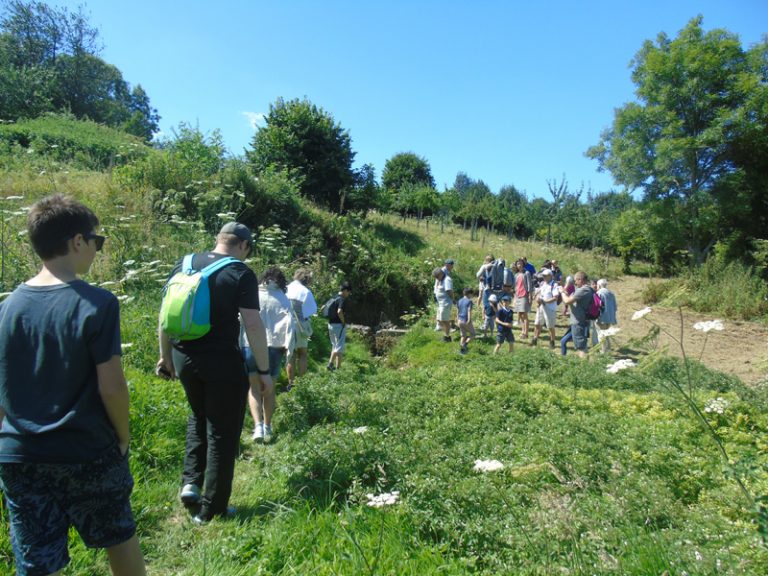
[181,253,196,273]
[199,256,239,278]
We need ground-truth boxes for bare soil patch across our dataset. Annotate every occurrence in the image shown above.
[605,276,768,385]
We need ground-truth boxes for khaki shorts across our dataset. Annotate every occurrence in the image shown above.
[534,306,557,330]
[437,303,452,322]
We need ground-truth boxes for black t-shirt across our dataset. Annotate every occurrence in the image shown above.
[328,295,346,325]
[169,252,259,354]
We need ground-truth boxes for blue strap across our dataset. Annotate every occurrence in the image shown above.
[181,254,239,277]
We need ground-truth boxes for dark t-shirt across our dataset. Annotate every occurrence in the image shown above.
[570,285,595,326]
[328,295,346,325]
[0,281,122,463]
[496,306,514,333]
[169,252,259,354]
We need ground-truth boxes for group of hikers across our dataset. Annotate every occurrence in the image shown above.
[433,254,618,358]
[0,193,623,575]
[0,195,356,575]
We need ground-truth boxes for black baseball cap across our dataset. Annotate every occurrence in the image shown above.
[219,222,253,243]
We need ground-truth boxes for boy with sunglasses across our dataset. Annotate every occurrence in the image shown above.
[0,194,146,575]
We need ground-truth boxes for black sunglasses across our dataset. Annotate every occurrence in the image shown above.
[83,231,106,251]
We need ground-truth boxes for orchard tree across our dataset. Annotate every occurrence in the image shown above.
[382,152,435,195]
[587,16,768,266]
[247,97,355,213]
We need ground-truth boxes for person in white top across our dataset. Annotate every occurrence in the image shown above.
[240,267,295,443]
[285,268,317,390]
[532,268,560,348]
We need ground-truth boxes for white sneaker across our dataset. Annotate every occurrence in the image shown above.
[263,425,273,444]
[180,483,201,505]
[252,423,264,443]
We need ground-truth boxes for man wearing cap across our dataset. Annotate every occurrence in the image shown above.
[434,259,455,331]
[531,268,560,348]
[156,222,271,524]
[433,267,454,342]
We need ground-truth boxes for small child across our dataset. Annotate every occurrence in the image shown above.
[482,293,498,338]
[494,294,515,354]
[0,195,146,576]
[456,287,476,355]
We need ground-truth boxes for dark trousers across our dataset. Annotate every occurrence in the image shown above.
[172,348,248,519]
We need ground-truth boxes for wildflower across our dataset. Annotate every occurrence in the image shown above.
[606,359,636,374]
[694,550,703,561]
[121,343,133,350]
[599,326,621,337]
[366,491,400,508]
[631,307,652,321]
[703,397,729,415]
[123,260,136,266]
[693,319,724,333]
[100,281,118,287]
[473,459,504,473]
[353,426,368,434]
[2,196,23,200]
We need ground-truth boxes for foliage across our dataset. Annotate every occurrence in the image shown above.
[381,152,435,194]
[0,0,160,140]
[587,16,768,268]
[247,97,355,213]
[0,113,149,170]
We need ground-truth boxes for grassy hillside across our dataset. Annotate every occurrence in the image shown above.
[1,120,767,574]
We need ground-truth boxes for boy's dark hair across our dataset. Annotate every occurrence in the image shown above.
[27,194,99,260]
[463,287,472,296]
[339,281,352,292]
[259,267,288,292]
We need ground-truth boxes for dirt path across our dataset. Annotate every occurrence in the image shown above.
[603,276,768,386]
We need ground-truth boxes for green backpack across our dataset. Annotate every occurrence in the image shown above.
[160,254,239,340]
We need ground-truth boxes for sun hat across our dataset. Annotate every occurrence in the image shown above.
[500,294,512,302]
[488,294,498,302]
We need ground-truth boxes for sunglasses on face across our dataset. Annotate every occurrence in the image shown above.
[83,231,106,251]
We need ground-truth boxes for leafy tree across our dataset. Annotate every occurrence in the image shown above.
[382,152,435,195]
[0,0,159,140]
[587,16,768,265]
[247,97,355,213]
[344,163,379,216]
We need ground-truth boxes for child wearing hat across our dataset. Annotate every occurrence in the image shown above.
[494,294,515,354]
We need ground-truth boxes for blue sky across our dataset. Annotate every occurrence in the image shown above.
[62,0,766,199]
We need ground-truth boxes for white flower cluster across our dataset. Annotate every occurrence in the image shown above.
[693,319,724,333]
[473,459,504,473]
[703,397,729,415]
[600,326,621,337]
[606,359,636,374]
[366,491,400,508]
[631,307,652,321]
[353,426,369,434]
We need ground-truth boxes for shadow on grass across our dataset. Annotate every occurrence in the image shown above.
[371,221,426,253]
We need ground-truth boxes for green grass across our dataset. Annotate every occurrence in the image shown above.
[1,128,767,574]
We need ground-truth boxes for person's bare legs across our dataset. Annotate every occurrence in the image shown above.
[287,347,308,384]
[106,535,146,576]
[248,374,263,428]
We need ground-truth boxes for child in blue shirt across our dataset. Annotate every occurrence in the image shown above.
[494,294,515,354]
[456,287,476,355]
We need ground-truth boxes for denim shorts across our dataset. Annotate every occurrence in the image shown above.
[571,322,590,351]
[0,445,136,575]
[496,330,515,344]
[243,345,284,378]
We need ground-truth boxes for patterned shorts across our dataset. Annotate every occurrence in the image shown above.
[0,445,136,576]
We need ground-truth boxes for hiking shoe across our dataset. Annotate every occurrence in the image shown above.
[459,345,467,355]
[286,382,293,392]
[531,338,538,347]
[550,339,555,349]
[192,505,237,525]
[263,425,273,444]
[442,335,452,343]
[326,363,335,371]
[252,423,264,443]
[180,483,201,505]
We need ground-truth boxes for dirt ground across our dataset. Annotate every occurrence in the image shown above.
[592,276,768,386]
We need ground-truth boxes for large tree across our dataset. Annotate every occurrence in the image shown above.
[247,97,355,213]
[0,0,159,140]
[587,16,768,266]
[382,152,435,194]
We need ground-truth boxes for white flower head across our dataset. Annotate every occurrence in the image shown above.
[600,326,621,337]
[473,459,504,473]
[353,426,369,434]
[606,359,636,374]
[693,319,724,333]
[703,397,729,415]
[631,307,652,321]
[121,342,134,350]
[366,491,400,508]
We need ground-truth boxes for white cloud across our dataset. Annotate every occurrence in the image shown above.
[242,111,266,130]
